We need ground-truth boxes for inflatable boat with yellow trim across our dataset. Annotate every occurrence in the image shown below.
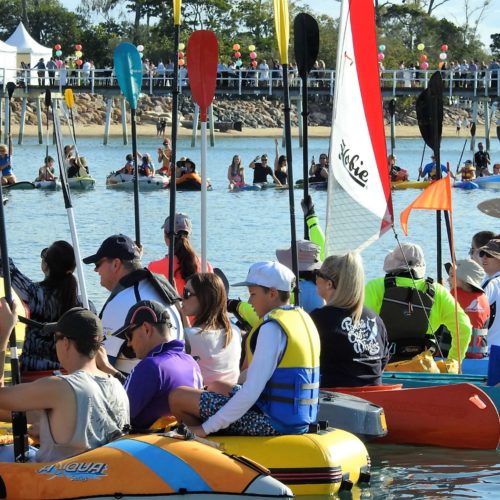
[210,426,371,496]
[0,433,292,499]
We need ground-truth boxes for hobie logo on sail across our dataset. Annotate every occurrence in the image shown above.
[339,140,369,188]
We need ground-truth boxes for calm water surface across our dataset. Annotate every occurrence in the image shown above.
[3,132,500,498]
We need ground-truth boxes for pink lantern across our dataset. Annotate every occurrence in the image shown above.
[419,54,427,63]
[234,51,241,59]
[440,44,448,52]
[232,43,240,51]
[75,44,82,51]
[178,51,184,58]
[377,52,385,61]
[249,51,257,60]
[251,60,257,68]
[55,60,63,68]
[421,61,429,70]
[54,44,61,50]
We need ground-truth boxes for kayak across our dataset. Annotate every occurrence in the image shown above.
[106,172,169,191]
[326,383,500,450]
[34,180,61,190]
[229,184,262,192]
[454,180,479,190]
[210,426,371,496]
[474,174,500,190]
[295,179,328,190]
[68,176,96,190]
[0,432,292,499]
[391,180,431,190]
[3,181,36,190]
[254,183,288,190]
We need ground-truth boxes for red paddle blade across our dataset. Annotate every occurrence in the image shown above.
[187,30,219,122]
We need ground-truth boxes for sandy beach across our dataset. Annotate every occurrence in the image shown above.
[7,123,492,140]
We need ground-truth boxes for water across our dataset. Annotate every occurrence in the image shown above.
[3,132,500,497]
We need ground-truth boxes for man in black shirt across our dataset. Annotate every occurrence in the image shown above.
[474,142,491,177]
[249,154,282,185]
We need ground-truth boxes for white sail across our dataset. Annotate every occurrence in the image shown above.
[325,0,394,256]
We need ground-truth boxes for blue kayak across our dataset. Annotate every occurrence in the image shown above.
[454,181,479,190]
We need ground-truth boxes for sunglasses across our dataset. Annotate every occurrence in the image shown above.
[94,258,108,271]
[183,288,196,300]
[124,324,141,341]
[40,247,48,259]
[479,250,494,258]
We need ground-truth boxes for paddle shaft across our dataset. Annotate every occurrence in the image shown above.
[52,103,90,309]
[131,108,141,245]
[168,23,180,286]
[417,144,426,181]
[201,120,208,272]
[282,66,300,305]
[301,77,310,240]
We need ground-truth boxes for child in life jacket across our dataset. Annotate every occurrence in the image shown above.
[387,154,409,182]
[118,154,134,175]
[457,160,476,181]
[445,259,490,358]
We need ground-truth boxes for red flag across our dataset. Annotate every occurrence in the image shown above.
[400,176,452,235]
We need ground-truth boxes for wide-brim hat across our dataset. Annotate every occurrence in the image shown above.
[383,243,426,279]
[276,240,322,272]
[444,259,485,292]
[479,239,500,260]
[184,158,196,168]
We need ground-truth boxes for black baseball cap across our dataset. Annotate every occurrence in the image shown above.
[83,234,140,264]
[44,307,103,345]
[114,300,173,339]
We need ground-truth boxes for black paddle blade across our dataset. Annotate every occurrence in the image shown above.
[294,13,320,79]
[470,121,476,137]
[388,99,396,117]
[45,89,52,108]
[497,124,500,142]
[6,82,16,99]
[416,71,443,151]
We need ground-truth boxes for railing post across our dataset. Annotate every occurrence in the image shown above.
[238,70,242,96]
[392,70,397,96]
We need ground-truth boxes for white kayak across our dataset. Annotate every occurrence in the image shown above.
[106,172,169,191]
[68,176,96,190]
[474,174,500,190]
[34,180,61,190]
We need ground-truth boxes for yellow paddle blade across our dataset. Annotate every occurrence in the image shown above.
[273,0,290,64]
[64,88,74,108]
[173,0,182,25]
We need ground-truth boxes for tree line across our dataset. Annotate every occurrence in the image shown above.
[0,0,498,69]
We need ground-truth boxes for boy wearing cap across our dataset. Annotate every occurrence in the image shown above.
[457,160,476,182]
[249,155,282,185]
[478,239,500,385]
[446,259,490,358]
[169,261,320,437]
[365,243,471,364]
[99,300,203,429]
[0,303,129,462]
[83,234,183,375]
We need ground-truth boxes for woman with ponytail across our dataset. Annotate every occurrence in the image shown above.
[0,240,93,371]
[148,212,213,296]
[310,252,390,388]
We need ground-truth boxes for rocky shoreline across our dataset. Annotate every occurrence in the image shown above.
[5,93,482,131]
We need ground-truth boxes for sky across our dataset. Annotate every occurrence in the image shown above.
[58,0,498,52]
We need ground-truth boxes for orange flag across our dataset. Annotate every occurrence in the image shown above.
[400,176,452,235]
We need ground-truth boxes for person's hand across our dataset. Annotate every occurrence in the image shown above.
[227,298,241,314]
[0,299,17,351]
[301,195,315,218]
[274,138,278,146]
[188,425,207,438]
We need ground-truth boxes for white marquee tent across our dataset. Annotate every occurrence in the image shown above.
[5,22,52,69]
[0,40,17,84]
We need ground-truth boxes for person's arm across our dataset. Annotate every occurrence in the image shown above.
[430,284,472,362]
[364,278,385,314]
[268,167,282,185]
[301,196,325,260]
[249,157,258,169]
[0,299,17,386]
[227,165,233,183]
[309,160,317,176]
[201,322,285,435]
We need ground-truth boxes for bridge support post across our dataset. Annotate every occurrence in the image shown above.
[103,98,112,146]
[208,104,215,147]
[3,96,9,144]
[484,100,491,151]
[191,104,199,148]
[36,97,43,144]
[18,96,27,145]
[296,97,303,148]
[120,97,128,145]
[470,100,479,152]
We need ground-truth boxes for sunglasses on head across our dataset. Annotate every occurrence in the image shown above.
[182,288,196,300]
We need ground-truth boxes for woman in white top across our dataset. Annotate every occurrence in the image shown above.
[182,272,241,392]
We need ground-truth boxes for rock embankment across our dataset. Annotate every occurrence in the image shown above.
[6,93,480,130]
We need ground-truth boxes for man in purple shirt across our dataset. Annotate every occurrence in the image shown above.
[107,300,203,429]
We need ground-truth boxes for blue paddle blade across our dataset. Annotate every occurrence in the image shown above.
[114,42,142,109]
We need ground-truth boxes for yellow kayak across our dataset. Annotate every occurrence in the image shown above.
[392,180,431,190]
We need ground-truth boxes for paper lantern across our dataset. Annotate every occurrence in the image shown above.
[76,59,83,66]
[75,50,82,58]
[178,51,184,58]
[419,54,427,62]
[232,43,240,51]
[421,61,429,70]
[54,44,61,50]
[248,44,256,51]
[249,51,257,60]
[178,43,185,50]
[377,52,385,61]
[378,44,386,52]
[235,59,243,67]
[439,52,447,60]
[75,44,82,51]
[417,43,425,51]
[251,60,257,68]
[178,58,185,66]
[137,44,144,52]
[55,50,62,57]
[440,44,448,52]
[234,51,241,59]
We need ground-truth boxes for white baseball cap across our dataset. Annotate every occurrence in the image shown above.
[233,261,296,292]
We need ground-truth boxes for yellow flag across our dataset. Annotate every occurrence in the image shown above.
[173,0,181,26]
[273,0,289,64]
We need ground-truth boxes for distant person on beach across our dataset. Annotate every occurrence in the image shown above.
[249,154,282,185]
[474,143,491,177]
[34,58,46,86]
[35,156,57,181]
[273,139,288,185]
[0,144,16,186]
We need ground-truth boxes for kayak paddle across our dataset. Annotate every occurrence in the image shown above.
[168,0,182,286]
[274,0,300,305]
[114,42,143,245]
[456,121,476,174]
[186,30,219,272]
[49,91,90,310]
[63,89,82,164]
[6,82,15,160]
[44,88,51,167]
[294,12,319,240]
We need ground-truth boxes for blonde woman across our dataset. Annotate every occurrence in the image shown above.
[310,252,390,387]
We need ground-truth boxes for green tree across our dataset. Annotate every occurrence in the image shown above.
[490,34,500,58]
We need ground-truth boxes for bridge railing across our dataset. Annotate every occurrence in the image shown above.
[1,67,499,98]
